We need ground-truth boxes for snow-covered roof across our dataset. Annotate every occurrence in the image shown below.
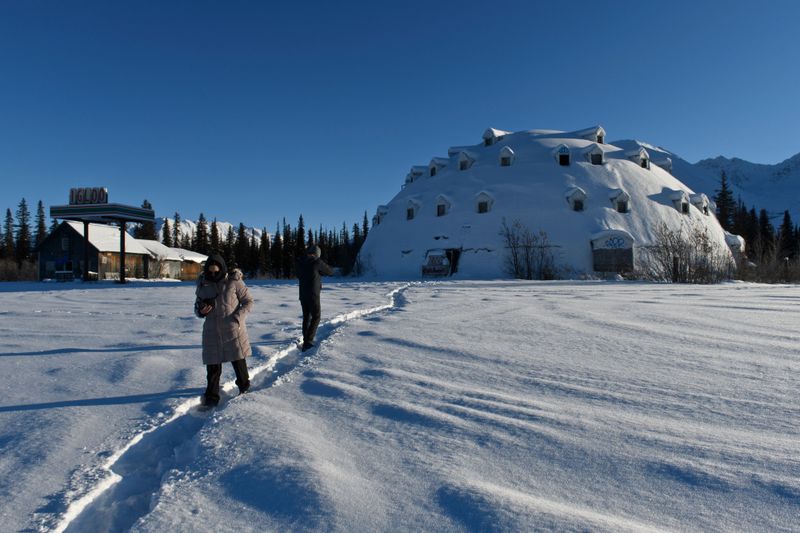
[137,239,183,261]
[552,144,571,156]
[625,147,649,160]
[65,221,150,255]
[573,125,606,141]
[590,229,634,249]
[429,157,449,168]
[725,232,745,251]
[499,146,515,157]
[689,193,708,205]
[173,248,207,264]
[376,205,389,216]
[482,128,510,141]
[609,188,631,202]
[358,126,733,278]
[653,156,673,172]
[410,166,427,176]
[669,190,689,202]
[565,186,587,200]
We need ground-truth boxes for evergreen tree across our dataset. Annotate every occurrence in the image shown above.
[15,198,32,264]
[1,208,13,259]
[746,208,759,255]
[362,210,369,241]
[295,215,306,258]
[249,232,260,277]
[282,219,293,278]
[757,209,775,258]
[161,218,173,247]
[235,223,249,271]
[34,200,47,250]
[135,200,158,240]
[195,213,210,255]
[210,219,220,253]
[307,229,313,247]
[223,226,236,268]
[270,224,283,278]
[172,212,181,247]
[777,210,797,259]
[49,217,59,233]
[180,229,193,250]
[714,171,735,231]
[259,228,271,277]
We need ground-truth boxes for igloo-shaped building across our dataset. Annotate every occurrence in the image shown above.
[358,126,735,278]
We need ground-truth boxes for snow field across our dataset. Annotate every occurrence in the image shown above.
[1,280,798,531]
[137,282,799,531]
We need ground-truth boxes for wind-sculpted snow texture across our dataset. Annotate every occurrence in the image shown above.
[1,280,799,531]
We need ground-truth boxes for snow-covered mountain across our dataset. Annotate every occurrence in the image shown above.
[154,218,265,244]
[359,126,732,278]
[613,140,800,221]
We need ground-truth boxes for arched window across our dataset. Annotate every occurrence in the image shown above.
[458,152,474,171]
[585,145,604,165]
[565,187,587,212]
[669,191,690,215]
[429,157,448,177]
[475,191,494,214]
[407,200,421,221]
[609,189,631,214]
[499,146,515,167]
[435,195,452,217]
[690,193,710,215]
[553,144,570,166]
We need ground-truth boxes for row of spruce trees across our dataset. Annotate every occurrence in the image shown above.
[0,197,370,280]
[713,171,800,262]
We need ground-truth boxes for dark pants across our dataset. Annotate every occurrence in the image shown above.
[301,297,321,347]
[204,358,250,404]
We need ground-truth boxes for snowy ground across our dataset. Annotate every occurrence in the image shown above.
[1,280,798,532]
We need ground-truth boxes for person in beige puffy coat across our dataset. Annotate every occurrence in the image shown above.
[194,254,253,407]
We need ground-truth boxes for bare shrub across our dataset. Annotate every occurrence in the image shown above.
[500,219,557,280]
[635,223,735,283]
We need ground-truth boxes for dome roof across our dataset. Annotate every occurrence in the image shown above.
[359,127,733,278]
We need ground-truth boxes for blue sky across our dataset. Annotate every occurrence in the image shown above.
[1,0,798,232]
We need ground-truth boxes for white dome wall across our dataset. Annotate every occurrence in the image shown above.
[358,129,731,279]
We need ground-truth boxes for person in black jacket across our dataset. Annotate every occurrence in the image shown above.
[295,244,334,351]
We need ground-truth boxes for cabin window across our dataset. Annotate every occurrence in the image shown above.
[591,153,603,165]
[61,237,69,251]
[681,202,689,214]
[703,205,709,215]
[484,138,492,147]
[641,159,649,169]
[573,200,584,212]
[500,156,511,167]
[559,154,570,166]
[430,167,437,177]
[407,208,415,220]
[478,201,489,214]
[616,201,628,213]
[437,204,447,217]
[459,160,470,171]
[597,135,604,144]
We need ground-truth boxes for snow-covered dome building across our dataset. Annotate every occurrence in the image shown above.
[358,126,734,278]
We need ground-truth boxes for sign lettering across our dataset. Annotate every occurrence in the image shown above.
[69,188,108,205]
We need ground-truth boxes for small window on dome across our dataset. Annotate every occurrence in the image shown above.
[616,201,629,213]
[591,153,603,165]
[681,202,690,215]
[407,208,415,220]
[500,156,511,167]
[559,154,570,166]
[478,201,489,214]
[437,204,446,217]
[430,167,437,177]
[573,200,584,212]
